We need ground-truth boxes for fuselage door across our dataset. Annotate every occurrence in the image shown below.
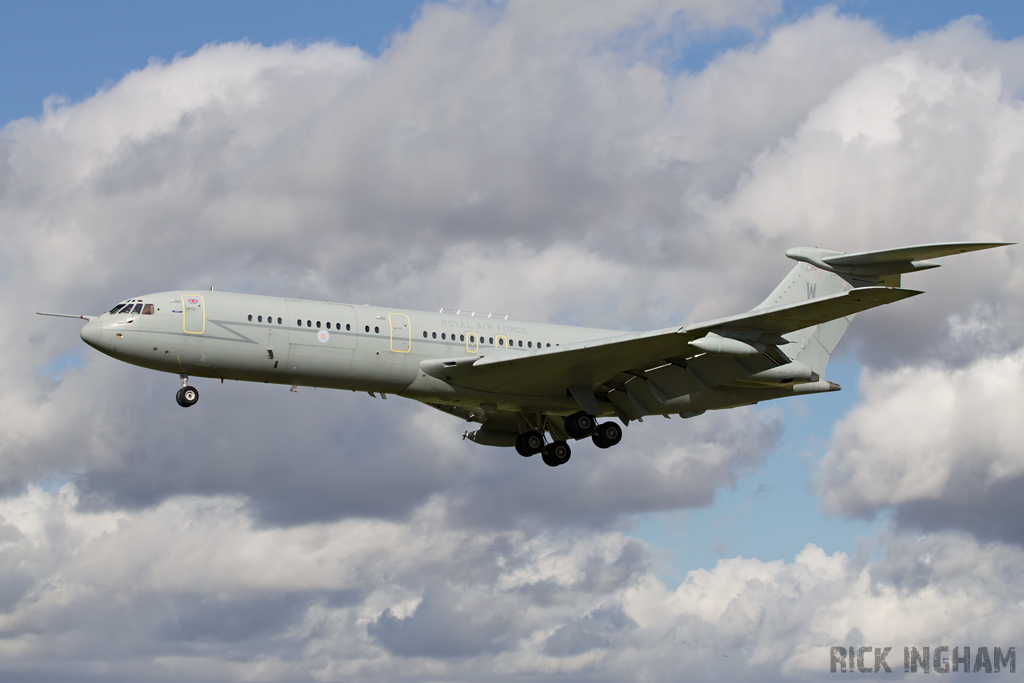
[182,294,205,334]
[389,313,411,353]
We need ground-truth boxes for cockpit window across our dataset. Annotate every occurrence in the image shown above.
[142,304,155,315]
[131,303,143,315]
[108,303,127,314]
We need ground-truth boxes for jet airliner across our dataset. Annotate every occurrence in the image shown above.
[40,241,1010,467]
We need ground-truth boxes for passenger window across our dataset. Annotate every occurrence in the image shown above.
[142,304,155,315]
[423,331,427,338]
[316,321,321,328]
[441,333,446,340]
[346,324,351,331]
[248,314,253,321]
[307,320,312,327]
[528,341,532,348]
[296,319,302,326]
[518,340,523,347]
[489,337,494,344]
[365,326,369,332]
[460,334,464,341]
[326,322,331,329]
[278,318,282,324]
[547,343,551,347]
[432,332,437,339]
[470,335,475,342]
[258,315,262,323]
[374,326,379,333]
[131,303,143,315]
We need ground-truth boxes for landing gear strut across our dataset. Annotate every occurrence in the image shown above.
[176,374,199,408]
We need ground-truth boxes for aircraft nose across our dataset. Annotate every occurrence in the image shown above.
[80,319,103,349]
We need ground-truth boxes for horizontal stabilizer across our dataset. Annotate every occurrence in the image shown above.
[822,241,1012,266]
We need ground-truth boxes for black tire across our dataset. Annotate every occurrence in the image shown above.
[541,441,571,467]
[180,385,199,407]
[522,430,544,455]
[515,433,533,457]
[594,421,622,448]
[564,411,596,439]
[175,388,185,407]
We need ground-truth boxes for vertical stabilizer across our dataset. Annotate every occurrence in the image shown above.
[756,262,856,377]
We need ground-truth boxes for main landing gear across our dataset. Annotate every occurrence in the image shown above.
[515,412,625,468]
[175,374,199,408]
[515,429,572,467]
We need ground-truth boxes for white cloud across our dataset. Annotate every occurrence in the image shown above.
[817,346,1024,541]
[2,487,1022,680]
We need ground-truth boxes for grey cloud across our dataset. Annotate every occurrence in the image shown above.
[543,604,637,656]
[368,583,518,658]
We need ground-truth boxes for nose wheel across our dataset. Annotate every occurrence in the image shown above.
[176,375,199,407]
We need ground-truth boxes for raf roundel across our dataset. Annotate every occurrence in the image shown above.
[317,329,329,343]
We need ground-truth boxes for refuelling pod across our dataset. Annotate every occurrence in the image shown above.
[744,361,818,385]
[466,426,518,447]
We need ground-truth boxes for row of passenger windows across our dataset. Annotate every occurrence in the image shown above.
[109,302,154,315]
[243,314,550,347]
[422,330,550,348]
[247,314,359,331]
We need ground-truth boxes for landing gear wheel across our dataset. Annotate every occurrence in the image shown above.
[592,421,623,449]
[564,411,596,439]
[515,431,544,457]
[542,441,571,467]
[177,385,199,407]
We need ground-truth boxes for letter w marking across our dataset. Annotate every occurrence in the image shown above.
[806,282,817,299]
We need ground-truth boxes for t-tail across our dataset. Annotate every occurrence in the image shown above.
[756,241,1012,378]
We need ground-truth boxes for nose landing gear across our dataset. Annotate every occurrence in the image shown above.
[175,375,199,407]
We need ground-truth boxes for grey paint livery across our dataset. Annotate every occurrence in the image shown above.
[47,241,1010,466]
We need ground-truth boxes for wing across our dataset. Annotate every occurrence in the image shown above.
[421,286,920,397]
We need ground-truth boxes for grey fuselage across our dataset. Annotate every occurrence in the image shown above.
[81,291,623,413]
[79,290,814,419]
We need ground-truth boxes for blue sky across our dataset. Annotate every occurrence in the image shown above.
[4,0,1021,573]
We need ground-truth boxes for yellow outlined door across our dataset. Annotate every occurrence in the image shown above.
[495,334,507,350]
[466,332,479,353]
[182,294,205,334]
[389,313,411,353]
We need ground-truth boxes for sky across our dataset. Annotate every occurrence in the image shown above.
[3,0,1024,680]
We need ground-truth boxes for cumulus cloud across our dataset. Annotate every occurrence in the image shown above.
[2,487,1022,681]
[2,0,1024,678]
[817,346,1024,542]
